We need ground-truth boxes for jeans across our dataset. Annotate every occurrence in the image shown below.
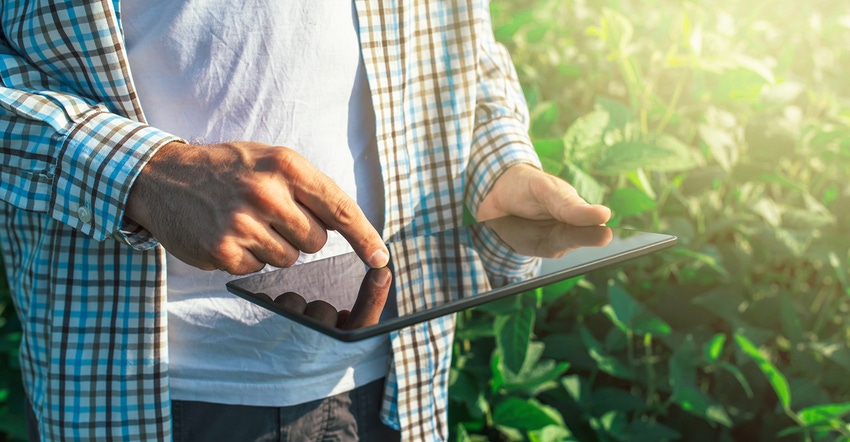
[27,379,400,442]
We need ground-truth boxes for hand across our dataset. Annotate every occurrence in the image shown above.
[268,266,392,329]
[126,141,389,274]
[477,164,611,226]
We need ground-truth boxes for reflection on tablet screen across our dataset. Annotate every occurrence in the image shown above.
[226,216,676,341]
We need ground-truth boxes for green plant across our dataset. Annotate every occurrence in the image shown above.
[0,256,26,441]
[450,0,850,440]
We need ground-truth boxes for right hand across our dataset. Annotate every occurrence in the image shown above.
[126,141,389,274]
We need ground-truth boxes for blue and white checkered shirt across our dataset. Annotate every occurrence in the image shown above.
[0,1,540,440]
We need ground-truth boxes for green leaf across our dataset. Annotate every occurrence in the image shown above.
[560,163,607,204]
[672,386,733,427]
[595,96,636,132]
[502,360,570,394]
[541,276,582,304]
[531,102,560,138]
[609,187,656,218]
[797,402,850,426]
[703,333,726,363]
[496,307,535,374]
[734,333,792,411]
[561,375,585,403]
[715,362,754,399]
[493,397,563,432]
[698,124,738,171]
[580,326,635,380]
[562,110,608,166]
[607,285,640,327]
[594,142,679,175]
[590,387,646,414]
[669,336,698,389]
[597,8,634,55]
[606,285,671,336]
[627,420,682,442]
[529,425,575,442]
[534,139,566,161]
[650,134,702,172]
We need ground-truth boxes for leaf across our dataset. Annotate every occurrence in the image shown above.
[580,326,635,380]
[672,386,734,427]
[595,96,636,132]
[669,336,698,389]
[596,8,634,55]
[650,134,702,172]
[780,292,805,344]
[531,102,560,138]
[529,425,575,442]
[594,141,679,175]
[502,360,570,394]
[590,387,646,415]
[773,228,813,258]
[607,285,671,336]
[560,163,607,204]
[594,410,629,439]
[609,187,656,218]
[627,420,682,442]
[541,276,582,304]
[534,139,566,161]
[493,397,563,432]
[698,124,738,171]
[561,375,585,403]
[703,333,726,363]
[734,333,792,411]
[730,53,775,84]
[607,285,641,327]
[797,402,850,426]
[753,198,782,227]
[562,110,609,166]
[715,362,754,399]
[496,307,535,374]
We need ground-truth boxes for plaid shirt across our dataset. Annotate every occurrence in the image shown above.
[0,1,540,440]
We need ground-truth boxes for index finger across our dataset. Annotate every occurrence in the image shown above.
[295,175,389,268]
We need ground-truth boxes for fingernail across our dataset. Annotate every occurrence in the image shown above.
[372,267,392,287]
[369,249,389,268]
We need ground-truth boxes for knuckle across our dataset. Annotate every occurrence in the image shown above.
[331,198,359,227]
[280,252,299,268]
[301,229,328,254]
[207,242,242,271]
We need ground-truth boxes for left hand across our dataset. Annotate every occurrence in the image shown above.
[477,164,611,226]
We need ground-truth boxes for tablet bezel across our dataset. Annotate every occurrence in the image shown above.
[225,222,677,342]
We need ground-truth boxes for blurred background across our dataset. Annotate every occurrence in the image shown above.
[450,0,850,440]
[3,0,850,440]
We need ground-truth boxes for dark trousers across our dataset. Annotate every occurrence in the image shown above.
[27,379,400,442]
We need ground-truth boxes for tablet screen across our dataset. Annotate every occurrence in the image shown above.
[226,216,676,341]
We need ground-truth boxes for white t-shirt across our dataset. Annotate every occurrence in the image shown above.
[121,0,389,405]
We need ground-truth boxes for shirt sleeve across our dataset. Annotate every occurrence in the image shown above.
[465,5,543,218]
[0,42,180,249]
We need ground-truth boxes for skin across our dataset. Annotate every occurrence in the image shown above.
[126,143,610,275]
[126,141,389,274]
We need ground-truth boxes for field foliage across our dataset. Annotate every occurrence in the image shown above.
[449,0,850,441]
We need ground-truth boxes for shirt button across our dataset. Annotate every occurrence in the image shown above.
[77,205,93,223]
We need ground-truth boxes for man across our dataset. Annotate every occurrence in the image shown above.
[0,0,610,440]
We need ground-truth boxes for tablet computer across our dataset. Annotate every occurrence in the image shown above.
[226,216,677,342]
